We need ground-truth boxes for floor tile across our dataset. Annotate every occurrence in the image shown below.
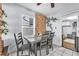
[64,49,73,55]
[9,45,79,56]
[62,53,72,56]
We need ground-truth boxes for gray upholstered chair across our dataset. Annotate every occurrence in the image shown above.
[14,32,31,56]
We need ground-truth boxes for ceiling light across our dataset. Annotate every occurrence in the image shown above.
[66,16,78,20]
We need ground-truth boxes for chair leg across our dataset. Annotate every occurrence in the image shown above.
[17,51,19,56]
[29,49,32,55]
[30,45,33,55]
[30,47,32,55]
[28,49,30,56]
[48,45,49,54]
[21,50,23,54]
[40,46,41,56]
[51,46,53,50]
[51,41,53,50]
[46,45,49,55]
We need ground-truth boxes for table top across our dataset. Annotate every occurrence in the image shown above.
[24,36,41,44]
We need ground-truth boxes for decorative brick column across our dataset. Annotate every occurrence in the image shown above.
[35,13,46,36]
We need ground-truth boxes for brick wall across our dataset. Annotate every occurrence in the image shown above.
[35,14,46,36]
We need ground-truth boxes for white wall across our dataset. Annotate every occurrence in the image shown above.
[46,18,62,46]
[77,15,79,37]
[2,3,35,53]
[46,13,79,46]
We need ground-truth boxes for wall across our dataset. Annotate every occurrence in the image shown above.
[46,17,78,46]
[2,3,35,53]
[77,15,79,37]
[46,18,62,46]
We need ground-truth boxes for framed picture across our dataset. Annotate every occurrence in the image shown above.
[22,15,33,26]
[22,15,34,36]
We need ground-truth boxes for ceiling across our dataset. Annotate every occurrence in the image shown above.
[18,3,79,17]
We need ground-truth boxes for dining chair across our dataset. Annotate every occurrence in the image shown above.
[39,34,49,56]
[14,32,31,56]
[47,32,55,50]
[75,37,79,52]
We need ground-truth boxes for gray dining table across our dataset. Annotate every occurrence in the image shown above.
[24,36,41,56]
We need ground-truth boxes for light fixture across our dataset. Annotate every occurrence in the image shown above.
[66,16,78,20]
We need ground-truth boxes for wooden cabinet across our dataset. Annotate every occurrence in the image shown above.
[35,14,46,36]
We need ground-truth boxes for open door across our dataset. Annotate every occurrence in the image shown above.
[62,25,75,50]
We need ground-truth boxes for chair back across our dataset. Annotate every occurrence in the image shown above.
[17,32,23,45]
[14,32,23,50]
[75,37,79,52]
[40,35,48,46]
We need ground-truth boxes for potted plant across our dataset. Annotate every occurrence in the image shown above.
[0,8,8,55]
[0,20,8,35]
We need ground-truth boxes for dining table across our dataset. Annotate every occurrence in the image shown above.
[24,36,41,56]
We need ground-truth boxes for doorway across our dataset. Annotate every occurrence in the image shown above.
[62,20,77,51]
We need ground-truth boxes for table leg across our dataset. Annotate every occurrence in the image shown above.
[34,43,37,56]
[46,44,49,55]
[28,48,30,56]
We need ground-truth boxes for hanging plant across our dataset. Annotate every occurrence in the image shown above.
[46,16,58,30]
[0,20,8,35]
[50,16,58,22]
[46,16,58,25]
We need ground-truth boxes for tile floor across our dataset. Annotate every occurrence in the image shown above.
[9,45,79,56]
